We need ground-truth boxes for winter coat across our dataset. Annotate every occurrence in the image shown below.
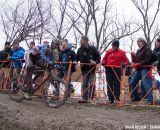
[39,45,55,64]
[0,47,12,68]
[59,48,76,73]
[135,46,152,69]
[77,45,101,71]
[9,47,25,68]
[153,47,160,75]
[102,48,129,67]
[153,48,160,62]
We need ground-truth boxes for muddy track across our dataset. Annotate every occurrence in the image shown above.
[0,94,160,130]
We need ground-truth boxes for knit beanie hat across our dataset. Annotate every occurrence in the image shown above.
[112,39,119,47]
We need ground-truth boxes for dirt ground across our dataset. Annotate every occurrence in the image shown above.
[0,94,160,130]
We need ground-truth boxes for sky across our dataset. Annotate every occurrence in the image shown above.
[0,0,140,48]
[0,0,158,51]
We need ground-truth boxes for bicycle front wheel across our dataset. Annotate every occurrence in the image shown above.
[42,77,68,108]
[8,74,25,102]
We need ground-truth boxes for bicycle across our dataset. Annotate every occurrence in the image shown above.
[8,64,68,108]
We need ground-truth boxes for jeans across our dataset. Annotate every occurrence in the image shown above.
[57,69,73,97]
[131,69,153,102]
[155,79,160,89]
[105,67,121,102]
[82,69,96,100]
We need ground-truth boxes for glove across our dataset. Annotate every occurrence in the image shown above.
[132,63,141,68]
[101,62,105,66]
[152,61,159,67]
[90,60,96,65]
[121,62,126,68]
[131,52,136,56]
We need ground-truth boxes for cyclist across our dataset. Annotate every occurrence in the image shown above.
[24,41,55,99]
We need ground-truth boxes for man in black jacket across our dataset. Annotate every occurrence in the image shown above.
[153,37,160,75]
[77,36,101,102]
[0,42,12,68]
[0,42,12,90]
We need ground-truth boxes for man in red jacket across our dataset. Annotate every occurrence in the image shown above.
[102,39,129,103]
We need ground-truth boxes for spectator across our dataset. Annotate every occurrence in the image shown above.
[0,42,12,90]
[131,37,153,104]
[59,39,76,97]
[39,40,55,64]
[0,42,12,68]
[102,39,129,103]
[9,42,25,75]
[51,40,60,61]
[77,36,101,103]
[153,37,160,75]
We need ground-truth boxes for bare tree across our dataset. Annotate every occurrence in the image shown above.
[0,0,50,45]
[88,0,140,54]
[45,0,80,40]
[131,0,160,48]
[66,0,140,54]
[67,0,93,37]
[128,35,136,51]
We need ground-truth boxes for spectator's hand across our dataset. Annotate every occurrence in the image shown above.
[131,52,136,56]
[90,60,96,65]
[73,61,77,65]
[152,61,159,67]
[121,62,126,68]
[132,63,141,68]
[7,56,10,60]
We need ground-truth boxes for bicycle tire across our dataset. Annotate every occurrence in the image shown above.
[42,77,68,108]
[8,74,25,102]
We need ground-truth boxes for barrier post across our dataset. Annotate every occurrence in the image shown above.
[120,67,125,106]
[66,61,72,86]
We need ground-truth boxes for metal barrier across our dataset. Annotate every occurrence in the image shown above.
[0,59,25,91]
[0,60,160,107]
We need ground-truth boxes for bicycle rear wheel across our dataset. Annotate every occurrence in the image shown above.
[42,77,68,108]
[8,74,25,102]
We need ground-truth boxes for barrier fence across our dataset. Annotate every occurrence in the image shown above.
[0,59,160,106]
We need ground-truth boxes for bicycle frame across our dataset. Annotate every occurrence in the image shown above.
[29,69,52,97]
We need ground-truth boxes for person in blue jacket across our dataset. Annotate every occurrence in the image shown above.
[38,40,55,64]
[59,39,76,98]
[9,42,25,74]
